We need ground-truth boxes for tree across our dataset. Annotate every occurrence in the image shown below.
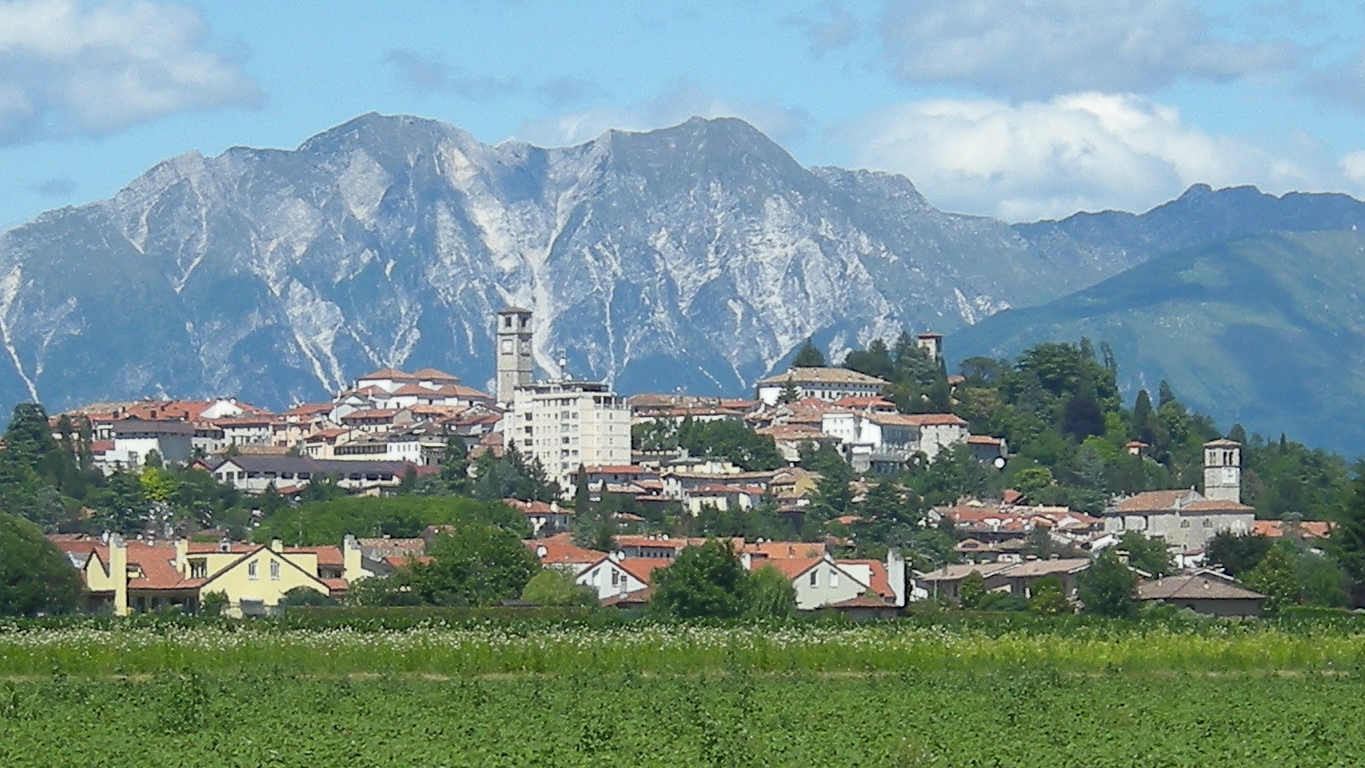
[792,337,825,367]
[0,510,83,616]
[198,590,228,617]
[777,377,801,405]
[521,568,598,607]
[1118,531,1175,578]
[1028,575,1072,615]
[394,524,541,607]
[1077,549,1138,618]
[1331,462,1365,603]
[958,570,986,609]
[280,585,338,608]
[651,539,751,619]
[1205,531,1273,577]
[745,563,796,619]
[1243,545,1299,615]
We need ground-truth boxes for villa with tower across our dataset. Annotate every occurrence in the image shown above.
[1101,438,1255,552]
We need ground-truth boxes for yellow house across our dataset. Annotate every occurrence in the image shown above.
[52,534,369,617]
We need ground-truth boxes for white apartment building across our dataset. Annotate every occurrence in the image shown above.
[507,379,631,491]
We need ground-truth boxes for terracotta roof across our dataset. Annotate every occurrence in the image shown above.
[1182,499,1255,513]
[753,556,823,579]
[836,559,893,598]
[615,557,671,584]
[581,465,647,475]
[341,409,399,421]
[741,541,825,559]
[831,395,896,408]
[966,435,1003,446]
[1112,490,1199,513]
[601,586,654,607]
[1139,573,1266,601]
[1203,438,1242,448]
[755,367,889,387]
[1252,520,1333,539]
[285,546,344,567]
[410,367,461,381]
[358,367,415,381]
[525,533,605,566]
[868,412,968,428]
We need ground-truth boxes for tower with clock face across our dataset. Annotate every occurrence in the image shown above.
[496,307,534,406]
[1202,438,1242,504]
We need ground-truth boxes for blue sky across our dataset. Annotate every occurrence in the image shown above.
[3,0,1365,231]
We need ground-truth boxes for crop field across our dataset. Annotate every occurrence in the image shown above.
[3,620,1365,766]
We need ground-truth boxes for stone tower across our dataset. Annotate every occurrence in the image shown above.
[1202,438,1241,504]
[916,332,943,361]
[496,307,534,405]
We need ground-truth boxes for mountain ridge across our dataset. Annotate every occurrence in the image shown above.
[3,112,1365,447]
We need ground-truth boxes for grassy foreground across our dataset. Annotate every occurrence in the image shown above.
[2,670,1362,767]
[4,620,1365,766]
[4,619,1365,676]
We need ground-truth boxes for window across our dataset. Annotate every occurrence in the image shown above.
[809,570,818,588]
[1202,519,1213,528]
[829,571,839,588]
[247,561,258,580]
[591,568,601,586]
[270,560,280,580]
[189,559,207,579]
[1180,519,1191,528]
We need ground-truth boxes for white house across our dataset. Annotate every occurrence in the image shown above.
[754,367,889,406]
[105,419,194,469]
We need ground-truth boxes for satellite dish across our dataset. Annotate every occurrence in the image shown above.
[993,456,1007,470]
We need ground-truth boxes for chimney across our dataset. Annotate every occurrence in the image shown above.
[887,548,906,608]
[270,538,283,552]
[109,534,129,617]
[343,534,364,583]
[175,538,189,576]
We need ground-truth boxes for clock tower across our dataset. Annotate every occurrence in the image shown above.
[1202,438,1241,504]
[496,307,534,406]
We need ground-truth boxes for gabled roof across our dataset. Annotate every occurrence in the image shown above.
[835,559,894,598]
[755,367,889,387]
[525,533,604,566]
[1112,490,1200,513]
[1139,573,1266,601]
[867,412,968,428]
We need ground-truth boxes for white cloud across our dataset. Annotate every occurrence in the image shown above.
[848,93,1324,221]
[878,0,1299,98]
[1340,151,1365,185]
[519,83,811,148]
[0,0,259,143]
[787,1,861,58]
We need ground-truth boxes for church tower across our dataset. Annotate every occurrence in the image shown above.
[1202,438,1241,504]
[496,307,534,406]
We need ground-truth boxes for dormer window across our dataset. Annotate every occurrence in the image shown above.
[189,559,208,579]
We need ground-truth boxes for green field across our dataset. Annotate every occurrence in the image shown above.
[3,620,1364,766]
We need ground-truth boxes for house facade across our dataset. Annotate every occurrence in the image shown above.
[52,534,372,617]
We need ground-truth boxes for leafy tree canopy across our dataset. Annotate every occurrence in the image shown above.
[0,510,83,616]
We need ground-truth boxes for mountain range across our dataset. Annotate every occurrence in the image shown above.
[3,113,1365,452]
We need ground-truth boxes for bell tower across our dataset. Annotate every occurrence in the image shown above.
[496,307,534,406]
[1202,438,1241,504]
